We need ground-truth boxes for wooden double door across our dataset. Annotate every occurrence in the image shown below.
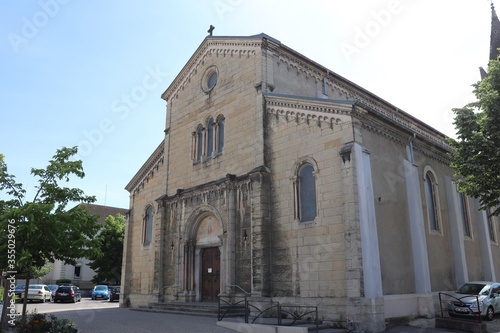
[201,247,220,302]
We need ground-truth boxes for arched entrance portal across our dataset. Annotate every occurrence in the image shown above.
[183,209,224,302]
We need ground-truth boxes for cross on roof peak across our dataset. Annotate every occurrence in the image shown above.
[207,25,215,36]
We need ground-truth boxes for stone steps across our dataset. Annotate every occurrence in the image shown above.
[133,301,245,318]
[132,302,346,332]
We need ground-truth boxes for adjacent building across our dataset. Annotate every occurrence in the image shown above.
[42,203,127,290]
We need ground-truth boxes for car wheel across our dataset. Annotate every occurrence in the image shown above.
[486,306,494,321]
[72,297,76,303]
[41,296,46,303]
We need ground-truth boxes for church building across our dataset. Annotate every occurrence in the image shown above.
[121,9,500,332]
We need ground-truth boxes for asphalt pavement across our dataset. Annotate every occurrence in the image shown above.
[5,305,499,333]
[27,307,237,333]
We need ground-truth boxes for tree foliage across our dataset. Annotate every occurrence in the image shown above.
[0,147,100,318]
[88,213,125,285]
[449,58,500,216]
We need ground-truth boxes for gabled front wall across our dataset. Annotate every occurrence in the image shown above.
[163,38,267,195]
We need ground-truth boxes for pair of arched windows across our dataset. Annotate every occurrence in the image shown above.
[143,206,153,245]
[293,162,318,223]
[192,116,225,162]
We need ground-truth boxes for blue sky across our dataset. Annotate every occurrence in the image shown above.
[0,0,493,209]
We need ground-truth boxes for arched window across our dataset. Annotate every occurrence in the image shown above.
[196,125,204,161]
[207,118,214,158]
[217,116,224,153]
[488,210,497,243]
[295,163,317,222]
[424,171,440,232]
[143,206,153,245]
[459,193,471,237]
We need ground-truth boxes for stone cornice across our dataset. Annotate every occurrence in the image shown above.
[354,107,452,164]
[158,166,270,208]
[161,37,262,102]
[126,141,165,193]
[264,93,353,128]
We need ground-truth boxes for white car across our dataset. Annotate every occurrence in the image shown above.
[21,284,52,303]
[448,281,500,321]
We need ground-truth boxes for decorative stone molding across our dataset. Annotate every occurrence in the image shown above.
[126,141,165,194]
[264,93,353,129]
[162,38,260,102]
[339,143,354,164]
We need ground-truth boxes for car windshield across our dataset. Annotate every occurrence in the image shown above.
[457,283,490,295]
[15,285,25,289]
[95,286,107,290]
[28,285,42,289]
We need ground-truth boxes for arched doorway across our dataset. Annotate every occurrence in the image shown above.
[183,209,224,302]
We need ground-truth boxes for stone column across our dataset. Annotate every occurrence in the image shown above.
[120,208,133,306]
[403,159,431,293]
[475,202,496,281]
[444,177,468,287]
[354,143,382,298]
[224,178,237,294]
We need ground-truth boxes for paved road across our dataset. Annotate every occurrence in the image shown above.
[9,299,500,333]
[47,308,237,333]
[6,299,236,333]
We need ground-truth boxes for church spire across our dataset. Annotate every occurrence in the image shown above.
[489,1,500,61]
[481,2,500,79]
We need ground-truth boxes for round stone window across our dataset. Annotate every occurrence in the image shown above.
[202,66,218,93]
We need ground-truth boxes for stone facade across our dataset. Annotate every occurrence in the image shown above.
[122,33,500,332]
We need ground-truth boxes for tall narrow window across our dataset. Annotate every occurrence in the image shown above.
[74,265,81,278]
[217,116,225,153]
[459,193,471,237]
[143,206,153,245]
[424,172,440,232]
[207,118,214,158]
[196,125,204,161]
[297,164,317,222]
[488,211,497,243]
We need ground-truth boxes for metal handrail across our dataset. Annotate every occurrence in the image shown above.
[439,292,482,322]
[226,284,251,295]
[218,294,319,332]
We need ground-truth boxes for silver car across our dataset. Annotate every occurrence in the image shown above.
[448,281,500,321]
[21,284,52,303]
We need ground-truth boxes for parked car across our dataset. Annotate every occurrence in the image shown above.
[21,284,52,303]
[14,284,25,299]
[109,286,120,302]
[53,285,81,303]
[448,281,500,320]
[91,285,110,300]
[47,284,59,302]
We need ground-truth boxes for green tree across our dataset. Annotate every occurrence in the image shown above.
[449,58,500,216]
[88,213,125,285]
[0,147,100,319]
